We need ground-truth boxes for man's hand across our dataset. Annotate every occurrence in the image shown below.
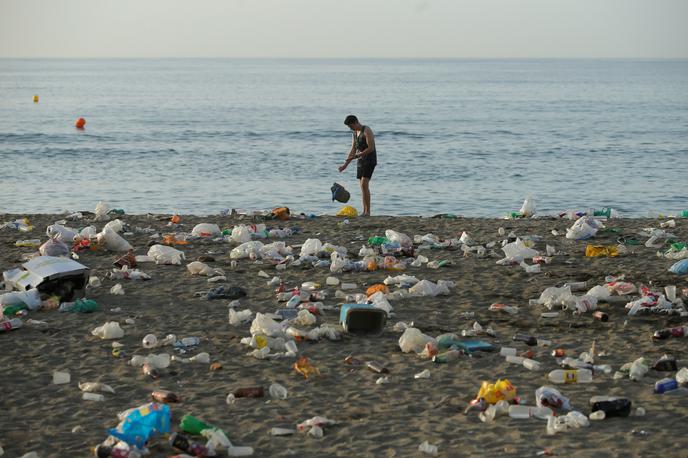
[338,163,348,173]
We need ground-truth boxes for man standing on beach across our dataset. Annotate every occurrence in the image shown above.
[338,115,377,216]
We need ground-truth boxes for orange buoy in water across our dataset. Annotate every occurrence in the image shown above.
[33,95,39,103]
[75,117,86,128]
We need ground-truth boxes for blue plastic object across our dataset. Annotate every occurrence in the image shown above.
[340,303,386,334]
[668,259,688,275]
[107,403,171,448]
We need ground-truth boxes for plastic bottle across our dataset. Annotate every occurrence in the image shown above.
[506,355,525,365]
[522,358,542,371]
[142,334,158,349]
[654,377,679,394]
[508,405,553,419]
[142,363,160,380]
[270,427,296,436]
[432,349,461,364]
[0,318,23,332]
[179,414,215,435]
[547,369,593,384]
[52,370,70,384]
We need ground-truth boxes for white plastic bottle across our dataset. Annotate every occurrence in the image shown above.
[548,369,593,384]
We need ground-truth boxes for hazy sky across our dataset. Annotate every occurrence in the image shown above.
[1,0,686,58]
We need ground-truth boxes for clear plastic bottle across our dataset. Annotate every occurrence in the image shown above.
[548,369,593,384]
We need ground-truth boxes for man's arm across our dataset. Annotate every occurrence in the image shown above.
[338,136,357,172]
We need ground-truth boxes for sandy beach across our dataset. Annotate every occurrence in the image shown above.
[1,212,687,457]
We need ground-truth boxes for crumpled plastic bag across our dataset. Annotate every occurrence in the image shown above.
[250,313,286,338]
[519,196,535,217]
[186,261,224,277]
[536,286,576,310]
[0,288,42,310]
[40,237,70,257]
[98,227,133,252]
[228,308,253,326]
[103,219,125,233]
[408,279,452,297]
[191,223,221,237]
[91,321,125,339]
[330,251,347,273]
[148,245,185,265]
[398,327,436,353]
[477,379,517,404]
[293,309,317,327]
[502,238,538,262]
[94,201,110,221]
[385,229,412,249]
[368,291,393,314]
[46,224,78,242]
[230,225,251,243]
[300,239,323,257]
[230,241,264,259]
[383,274,420,286]
[336,205,358,218]
[107,403,171,448]
[566,216,603,240]
[535,386,571,411]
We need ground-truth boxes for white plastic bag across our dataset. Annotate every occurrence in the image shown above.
[229,225,251,243]
[0,288,42,310]
[250,313,285,338]
[228,308,253,326]
[91,321,124,339]
[147,245,185,265]
[46,224,78,242]
[519,196,535,217]
[98,227,133,252]
[385,230,412,249]
[330,252,347,273]
[230,241,264,259]
[103,219,125,233]
[39,237,70,257]
[191,223,221,237]
[94,201,110,221]
[398,327,436,353]
[300,239,323,257]
[502,238,538,262]
[187,261,221,276]
[409,279,450,297]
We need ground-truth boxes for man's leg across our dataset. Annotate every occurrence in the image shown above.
[360,177,371,216]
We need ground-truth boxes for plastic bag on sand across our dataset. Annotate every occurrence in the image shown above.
[103,219,125,233]
[477,379,517,404]
[519,196,536,217]
[229,308,253,326]
[40,237,70,257]
[250,313,285,338]
[230,241,264,259]
[230,225,251,243]
[566,216,603,240]
[536,286,575,310]
[294,309,317,327]
[91,321,124,339]
[300,239,323,257]
[502,239,538,262]
[98,227,133,252]
[586,285,611,301]
[383,274,419,286]
[148,245,185,265]
[399,327,437,353]
[409,279,452,297]
[336,205,358,218]
[385,230,412,249]
[46,224,78,242]
[368,291,393,314]
[94,201,110,221]
[535,386,571,411]
[668,259,688,275]
[330,252,347,273]
[191,223,221,237]
[187,261,222,276]
[108,403,170,449]
[0,289,42,310]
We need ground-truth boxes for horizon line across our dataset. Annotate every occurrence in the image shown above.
[1,56,688,61]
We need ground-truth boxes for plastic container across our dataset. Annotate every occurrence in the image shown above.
[52,370,70,385]
[548,369,593,384]
[339,304,387,335]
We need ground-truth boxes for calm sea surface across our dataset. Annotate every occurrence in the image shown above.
[1,59,686,216]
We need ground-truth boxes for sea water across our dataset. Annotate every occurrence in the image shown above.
[1,58,686,216]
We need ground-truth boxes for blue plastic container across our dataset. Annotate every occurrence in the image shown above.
[339,303,387,334]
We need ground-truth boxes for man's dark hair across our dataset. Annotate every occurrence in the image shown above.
[344,115,358,126]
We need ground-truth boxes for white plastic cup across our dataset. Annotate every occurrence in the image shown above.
[665,285,677,302]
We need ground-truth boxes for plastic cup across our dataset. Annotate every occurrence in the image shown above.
[665,285,677,302]
[52,370,70,385]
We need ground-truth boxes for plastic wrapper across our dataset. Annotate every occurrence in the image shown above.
[148,245,185,265]
[476,379,517,404]
[398,327,436,354]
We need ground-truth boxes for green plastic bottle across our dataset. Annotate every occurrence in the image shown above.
[72,299,99,313]
[367,236,389,246]
[1,303,28,316]
[682,210,688,218]
[180,414,215,435]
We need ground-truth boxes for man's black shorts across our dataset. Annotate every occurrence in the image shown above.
[357,161,376,179]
